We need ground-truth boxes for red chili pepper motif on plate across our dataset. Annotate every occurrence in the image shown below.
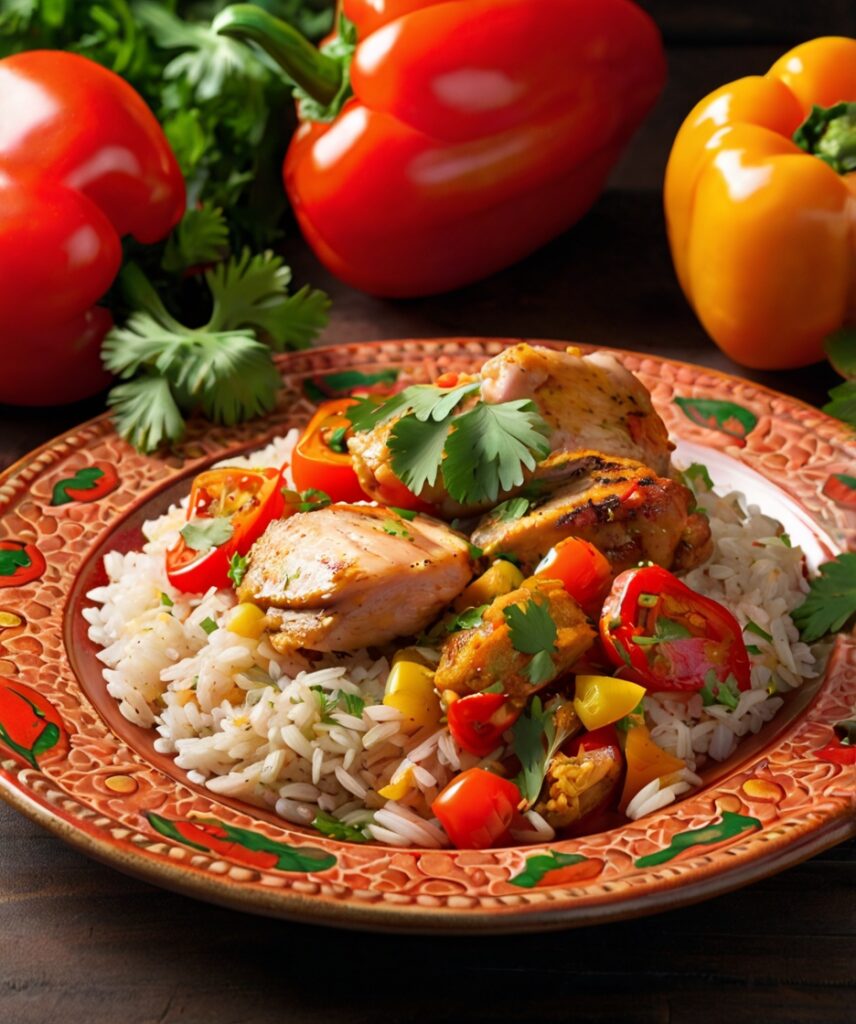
[146,813,337,872]
[50,462,120,506]
[509,849,604,888]
[633,812,762,868]
[673,397,758,446]
[0,540,46,589]
[0,678,66,769]
[821,474,856,509]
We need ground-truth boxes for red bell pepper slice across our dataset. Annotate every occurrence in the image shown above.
[432,767,522,849]
[166,466,285,593]
[447,692,521,757]
[0,51,184,406]
[599,566,751,693]
[534,537,612,615]
[215,0,665,297]
[291,398,370,504]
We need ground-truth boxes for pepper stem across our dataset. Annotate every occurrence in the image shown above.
[212,4,342,106]
[793,101,856,175]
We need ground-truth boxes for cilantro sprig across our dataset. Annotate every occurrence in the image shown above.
[792,553,856,643]
[350,382,550,506]
[180,517,234,552]
[512,697,578,806]
[504,598,559,686]
[103,257,329,452]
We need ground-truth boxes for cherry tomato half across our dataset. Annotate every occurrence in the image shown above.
[291,398,369,503]
[166,466,285,593]
[535,537,612,615]
[447,692,521,757]
[432,768,521,849]
[599,565,751,693]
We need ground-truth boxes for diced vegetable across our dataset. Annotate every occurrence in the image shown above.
[432,768,522,849]
[378,768,413,801]
[227,603,266,639]
[447,692,521,757]
[535,537,612,614]
[573,675,646,731]
[619,724,685,811]
[453,559,524,611]
[383,661,441,734]
[291,398,369,503]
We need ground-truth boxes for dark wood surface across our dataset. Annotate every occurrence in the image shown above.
[1,25,854,1024]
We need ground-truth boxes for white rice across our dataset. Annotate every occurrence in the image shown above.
[85,436,819,841]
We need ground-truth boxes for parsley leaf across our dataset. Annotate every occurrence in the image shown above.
[792,553,856,642]
[199,616,218,635]
[680,462,714,492]
[161,202,229,273]
[312,810,371,843]
[227,552,249,588]
[443,400,551,504]
[180,517,234,552]
[504,598,558,685]
[282,488,331,513]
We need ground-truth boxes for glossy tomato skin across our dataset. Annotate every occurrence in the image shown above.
[166,466,285,593]
[599,565,751,693]
[446,693,521,757]
[535,537,612,614]
[291,398,369,503]
[432,768,521,849]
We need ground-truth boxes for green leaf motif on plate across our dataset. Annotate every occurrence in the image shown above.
[634,811,761,868]
[673,397,758,446]
[303,368,400,402]
[509,850,590,888]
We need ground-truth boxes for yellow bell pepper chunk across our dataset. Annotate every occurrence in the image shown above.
[453,559,524,612]
[619,725,686,811]
[383,661,441,734]
[227,602,266,639]
[573,675,646,731]
[378,768,413,801]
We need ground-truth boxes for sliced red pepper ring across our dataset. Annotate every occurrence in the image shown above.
[165,465,285,593]
[447,692,521,757]
[431,767,522,849]
[534,536,612,615]
[599,565,751,693]
[291,398,370,504]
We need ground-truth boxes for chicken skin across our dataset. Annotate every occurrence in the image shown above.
[434,577,595,705]
[347,344,673,518]
[238,504,474,652]
[471,453,712,574]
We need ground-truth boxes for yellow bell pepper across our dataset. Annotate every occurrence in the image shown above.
[383,660,442,734]
[378,767,413,801]
[619,724,685,812]
[453,559,524,612]
[227,602,266,639]
[573,675,646,731]
[665,36,856,369]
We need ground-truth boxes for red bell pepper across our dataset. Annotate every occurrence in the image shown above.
[447,692,521,757]
[215,0,665,297]
[600,566,751,693]
[291,398,370,503]
[0,51,185,406]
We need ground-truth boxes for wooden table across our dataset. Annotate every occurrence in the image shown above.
[1,19,854,1024]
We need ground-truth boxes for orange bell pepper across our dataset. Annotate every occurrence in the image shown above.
[664,37,856,369]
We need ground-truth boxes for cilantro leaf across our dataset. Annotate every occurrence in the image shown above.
[504,597,558,685]
[823,380,856,429]
[631,616,693,647]
[181,517,234,552]
[527,650,558,686]
[825,329,856,380]
[227,552,249,588]
[161,203,229,273]
[699,670,740,709]
[681,462,714,492]
[107,375,186,453]
[282,488,331,513]
[512,697,579,806]
[792,553,856,642]
[160,592,174,608]
[443,400,550,504]
[489,497,531,522]
[447,605,489,633]
[312,810,370,843]
[387,416,452,494]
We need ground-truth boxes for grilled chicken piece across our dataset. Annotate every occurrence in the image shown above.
[238,504,474,652]
[535,746,623,828]
[471,454,712,574]
[434,577,595,705]
[347,344,673,518]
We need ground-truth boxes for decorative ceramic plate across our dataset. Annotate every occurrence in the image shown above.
[0,339,853,933]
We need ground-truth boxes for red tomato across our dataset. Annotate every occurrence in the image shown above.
[432,768,521,849]
[166,466,285,593]
[599,565,751,693]
[447,692,521,757]
[535,537,612,614]
[291,398,369,503]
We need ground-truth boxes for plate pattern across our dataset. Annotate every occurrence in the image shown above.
[0,339,853,931]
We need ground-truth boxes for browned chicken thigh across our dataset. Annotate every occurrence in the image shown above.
[471,453,712,574]
[238,504,474,652]
[348,344,674,518]
[434,577,595,705]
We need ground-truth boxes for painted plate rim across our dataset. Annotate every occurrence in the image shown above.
[0,337,853,934]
